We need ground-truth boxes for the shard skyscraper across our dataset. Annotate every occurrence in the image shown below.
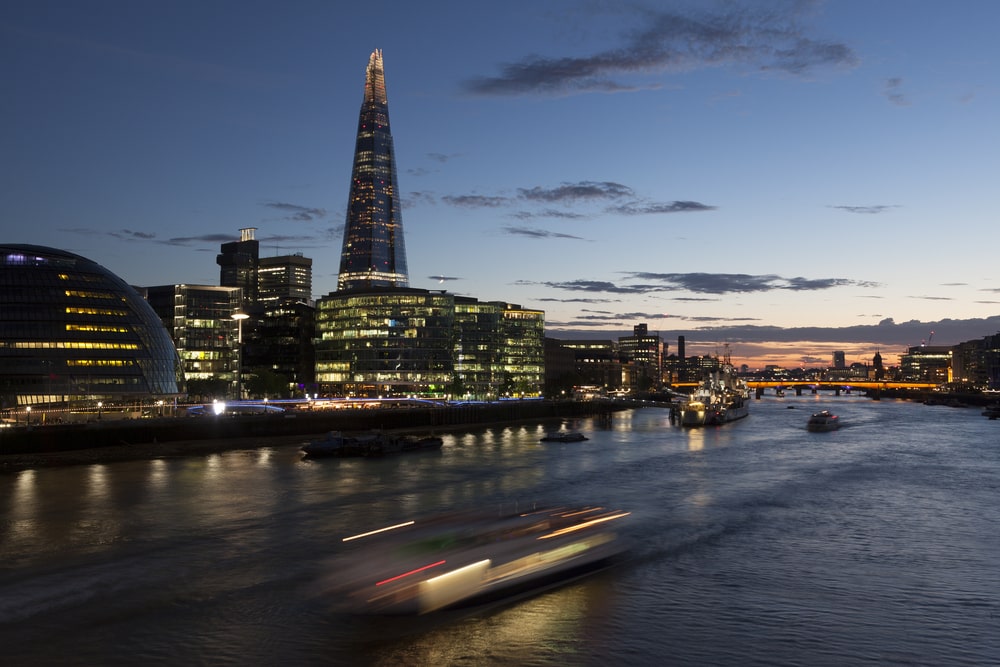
[337,49,409,291]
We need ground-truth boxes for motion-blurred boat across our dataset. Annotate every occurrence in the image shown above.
[319,505,630,615]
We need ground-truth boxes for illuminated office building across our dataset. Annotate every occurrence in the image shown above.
[314,51,543,398]
[258,253,312,306]
[315,288,454,396]
[900,345,952,384]
[143,284,242,398]
[618,323,664,390]
[454,299,545,399]
[338,49,408,291]
[0,244,182,410]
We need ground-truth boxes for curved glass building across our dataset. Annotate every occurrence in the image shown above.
[0,244,183,411]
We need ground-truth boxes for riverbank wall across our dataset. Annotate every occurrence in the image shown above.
[0,400,620,456]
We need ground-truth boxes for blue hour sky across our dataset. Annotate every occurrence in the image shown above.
[2,0,999,368]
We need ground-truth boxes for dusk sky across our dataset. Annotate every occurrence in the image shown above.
[3,1,998,368]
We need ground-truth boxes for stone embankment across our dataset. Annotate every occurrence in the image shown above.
[0,400,621,473]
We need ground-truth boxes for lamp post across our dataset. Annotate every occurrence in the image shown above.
[232,311,249,401]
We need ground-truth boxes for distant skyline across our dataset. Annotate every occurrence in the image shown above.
[3,1,998,368]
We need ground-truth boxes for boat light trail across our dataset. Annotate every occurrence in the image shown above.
[343,520,415,542]
[376,560,447,586]
[538,511,631,539]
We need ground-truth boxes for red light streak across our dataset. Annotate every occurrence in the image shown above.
[375,560,447,586]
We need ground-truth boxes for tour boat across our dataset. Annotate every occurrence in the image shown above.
[319,505,630,615]
[806,410,840,432]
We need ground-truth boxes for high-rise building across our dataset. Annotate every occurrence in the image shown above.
[314,51,543,398]
[338,49,408,291]
[217,227,259,306]
[618,323,664,390]
[258,253,312,306]
[214,229,317,398]
[143,284,242,398]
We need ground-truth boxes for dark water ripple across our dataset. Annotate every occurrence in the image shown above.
[2,396,999,665]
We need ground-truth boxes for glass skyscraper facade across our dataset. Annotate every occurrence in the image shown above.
[338,49,408,291]
[314,50,544,398]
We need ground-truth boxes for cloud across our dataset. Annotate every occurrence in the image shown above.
[429,275,461,283]
[262,201,327,222]
[442,194,511,208]
[510,209,589,220]
[516,279,660,294]
[502,226,586,240]
[60,226,157,241]
[427,152,462,163]
[626,272,877,294]
[440,180,714,218]
[883,77,910,106]
[830,204,898,214]
[160,234,237,246]
[519,273,875,296]
[547,315,1000,351]
[105,229,155,241]
[518,181,633,203]
[910,295,953,301]
[464,4,858,96]
[607,200,716,215]
[404,191,437,207]
[536,297,620,304]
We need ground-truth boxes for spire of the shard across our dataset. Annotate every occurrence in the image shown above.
[337,49,409,291]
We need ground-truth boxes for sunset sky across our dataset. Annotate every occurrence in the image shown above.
[3,1,998,368]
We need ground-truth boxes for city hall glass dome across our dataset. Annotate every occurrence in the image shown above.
[0,244,183,408]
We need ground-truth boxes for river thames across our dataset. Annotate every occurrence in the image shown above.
[2,395,998,666]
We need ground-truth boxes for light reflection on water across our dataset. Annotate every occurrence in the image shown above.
[1,396,999,665]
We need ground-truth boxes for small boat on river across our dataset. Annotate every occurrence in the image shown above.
[301,431,442,458]
[807,410,840,432]
[540,432,588,442]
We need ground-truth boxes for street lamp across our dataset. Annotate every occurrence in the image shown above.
[232,311,249,401]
